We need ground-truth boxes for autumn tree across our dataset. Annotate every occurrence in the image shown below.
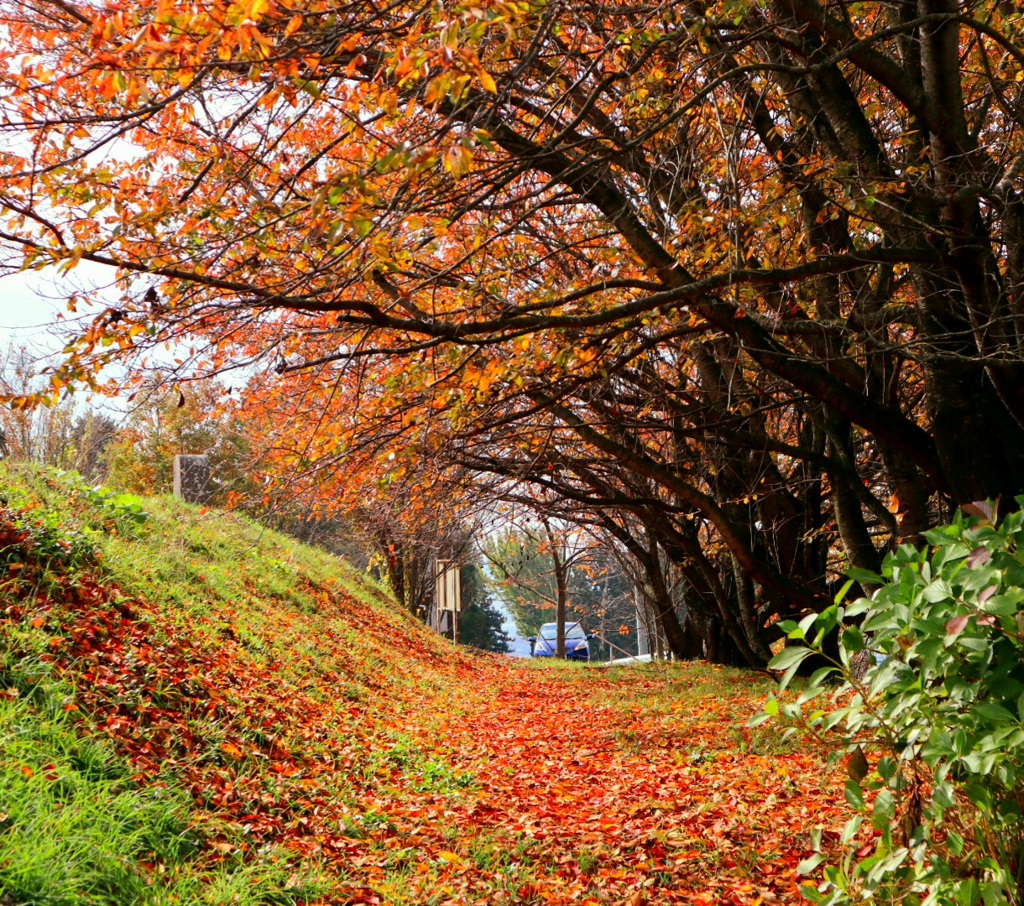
[559,547,638,663]
[69,411,120,481]
[232,380,488,615]
[481,517,637,659]
[0,344,118,477]
[482,520,587,657]
[3,0,1024,664]
[1,344,78,467]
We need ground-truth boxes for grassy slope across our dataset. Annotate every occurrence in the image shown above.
[0,464,849,906]
[0,463,475,904]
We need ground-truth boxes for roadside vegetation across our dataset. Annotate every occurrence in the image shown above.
[8,461,1023,904]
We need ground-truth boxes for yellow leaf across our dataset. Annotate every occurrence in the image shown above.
[437,851,467,868]
[478,69,497,93]
[284,14,303,37]
[444,144,473,178]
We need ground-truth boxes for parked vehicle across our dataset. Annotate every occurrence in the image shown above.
[529,622,592,661]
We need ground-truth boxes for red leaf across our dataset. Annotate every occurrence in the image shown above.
[946,614,970,639]
[961,501,995,524]
[967,547,992,569]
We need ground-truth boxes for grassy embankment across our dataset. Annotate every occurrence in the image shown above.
[0,463,847,905]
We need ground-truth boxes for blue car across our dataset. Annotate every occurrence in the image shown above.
[530,622,591,661]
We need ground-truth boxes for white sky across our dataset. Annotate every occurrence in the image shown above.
[0,260,112,343]
[0,270,66,344]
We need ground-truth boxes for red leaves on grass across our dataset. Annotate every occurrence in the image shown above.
[1,505,849,905]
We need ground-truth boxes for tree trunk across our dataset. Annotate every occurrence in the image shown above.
[545,522,568,658]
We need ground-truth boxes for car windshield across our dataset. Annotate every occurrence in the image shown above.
[539,623,586,641]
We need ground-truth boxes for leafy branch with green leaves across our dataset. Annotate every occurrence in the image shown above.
[757,501,1024,905]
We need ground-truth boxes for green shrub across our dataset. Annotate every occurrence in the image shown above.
[54,468,151,531]
[759,501,1024,905]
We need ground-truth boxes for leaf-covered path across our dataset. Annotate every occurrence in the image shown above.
[357,662,849,905]
[21,580,850,905]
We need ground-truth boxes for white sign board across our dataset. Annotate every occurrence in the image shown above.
[436,559,462,613]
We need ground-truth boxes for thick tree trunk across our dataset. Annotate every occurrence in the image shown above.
[658,529,768,669]
[731,556,776,665]
[634,535,691,662]
[603,518,710,663]
[914,0,1024,501]
[823,414,883,577]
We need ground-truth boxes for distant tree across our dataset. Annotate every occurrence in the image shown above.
[485,522,620,654]
[484,525,574,641]
[457,564,510,654]
[0,345,77,468]
[0,345,122,479]
[353,496,474,619]
[568,553,639,662]
[68,412,119,482]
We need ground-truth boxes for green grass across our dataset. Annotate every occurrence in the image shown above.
[0,686,328,906]
[0,462,450,703]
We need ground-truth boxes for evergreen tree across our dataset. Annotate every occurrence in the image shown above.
[457,564,510,654]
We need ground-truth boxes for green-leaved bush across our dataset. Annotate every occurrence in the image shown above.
[758,501,1024,905]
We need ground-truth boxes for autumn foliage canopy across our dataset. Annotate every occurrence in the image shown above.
[2,0,1024,665]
